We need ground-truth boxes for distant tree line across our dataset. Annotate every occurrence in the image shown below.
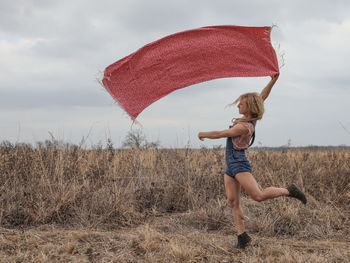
[0,128,349,152]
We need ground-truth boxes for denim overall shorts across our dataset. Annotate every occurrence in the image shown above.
[225,125,252,178]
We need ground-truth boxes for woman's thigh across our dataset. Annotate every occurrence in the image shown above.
[235,172,262,198]
[224,174,241,201]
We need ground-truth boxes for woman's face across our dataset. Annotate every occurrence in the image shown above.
[238,98,250,115]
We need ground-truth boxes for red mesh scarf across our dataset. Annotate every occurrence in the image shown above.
[102,25,279,120]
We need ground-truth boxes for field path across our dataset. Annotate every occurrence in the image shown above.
[1,218,349,263]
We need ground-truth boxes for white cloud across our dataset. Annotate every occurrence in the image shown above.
[0,0,350,147]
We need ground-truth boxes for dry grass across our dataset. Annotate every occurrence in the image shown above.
[0,142,349,262]
[1,221,349,262]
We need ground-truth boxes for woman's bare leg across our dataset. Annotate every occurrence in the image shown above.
[224,174,245,235]
[235,172,289,202]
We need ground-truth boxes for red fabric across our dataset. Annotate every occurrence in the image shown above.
[102,25,279,120]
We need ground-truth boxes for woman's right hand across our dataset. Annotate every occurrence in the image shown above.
[260,73,280,101]
[271,73,280,82]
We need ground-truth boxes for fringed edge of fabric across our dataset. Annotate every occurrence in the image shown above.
[97,70,142,127]
[271,24,285,70]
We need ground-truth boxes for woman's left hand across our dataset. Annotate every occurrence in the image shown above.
[198,132,205,141]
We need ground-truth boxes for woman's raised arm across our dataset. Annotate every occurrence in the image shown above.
[260,73,279,101]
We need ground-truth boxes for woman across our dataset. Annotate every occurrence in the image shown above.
[198,74,306,249]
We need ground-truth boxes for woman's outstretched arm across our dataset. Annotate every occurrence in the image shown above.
[198,124,248,141]
[260,73,279,101]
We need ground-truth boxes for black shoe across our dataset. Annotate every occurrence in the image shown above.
[287,184,307,204]
[235,232,252,249]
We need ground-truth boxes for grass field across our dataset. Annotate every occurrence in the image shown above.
[0,143,349,262]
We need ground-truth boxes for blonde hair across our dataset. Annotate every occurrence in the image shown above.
[231,92,264,123]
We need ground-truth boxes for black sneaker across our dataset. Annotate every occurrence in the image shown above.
[235,232,252,249]
[287,184,307,204]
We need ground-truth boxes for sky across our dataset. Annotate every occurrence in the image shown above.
[1,0,350,148]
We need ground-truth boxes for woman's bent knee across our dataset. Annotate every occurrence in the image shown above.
[251,192,264,202]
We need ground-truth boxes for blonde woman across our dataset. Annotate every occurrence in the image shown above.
[198,74,306,249]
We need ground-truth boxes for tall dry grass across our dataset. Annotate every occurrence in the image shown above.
[0,142,349,241]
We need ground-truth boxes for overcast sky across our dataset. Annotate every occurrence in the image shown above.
[1,0,350,148]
